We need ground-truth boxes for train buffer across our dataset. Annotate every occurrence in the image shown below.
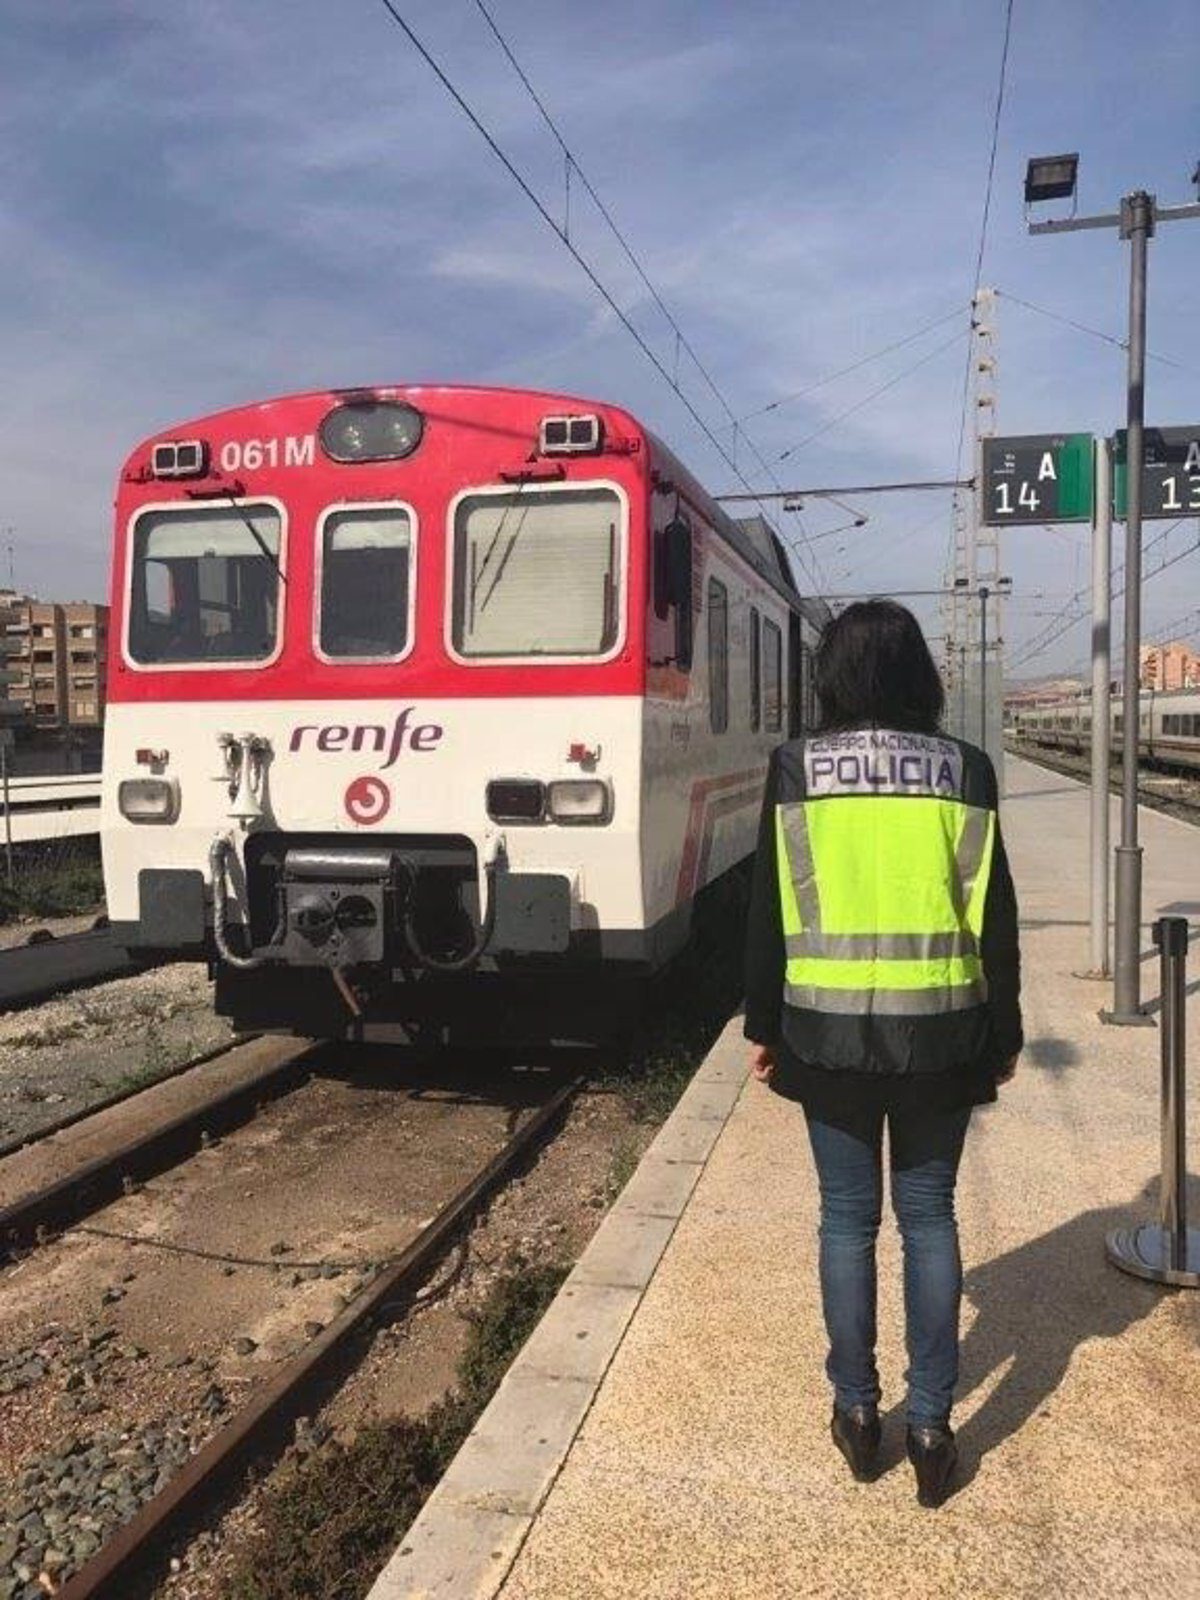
[369,756,1200,1600]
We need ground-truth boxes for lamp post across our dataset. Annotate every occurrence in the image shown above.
[1025,154,1200,1024]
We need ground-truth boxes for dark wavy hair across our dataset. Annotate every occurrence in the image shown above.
[814,599,945,734]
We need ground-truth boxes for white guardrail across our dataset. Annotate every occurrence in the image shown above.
[0,773,101,843]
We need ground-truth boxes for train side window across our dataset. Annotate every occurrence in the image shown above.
[127,503,283,666]
[763,618,782,732]
[668,516,693,670]
[749,607,761,731]
[802,641,818,727]
[708,578,728,734]
[318,505,414,661]
[1165,715,1176,734]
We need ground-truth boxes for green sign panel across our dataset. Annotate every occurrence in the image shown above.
[1112,427,1200,519]
[981,433,1094,526]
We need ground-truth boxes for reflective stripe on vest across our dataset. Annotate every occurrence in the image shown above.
[776,792,995,1018]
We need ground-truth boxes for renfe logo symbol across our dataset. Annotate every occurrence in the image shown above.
[345,775,391,825]
[290,707,444,770]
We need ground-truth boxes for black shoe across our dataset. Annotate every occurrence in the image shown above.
[906,1422,958,1507]
[830,1404,881,1482]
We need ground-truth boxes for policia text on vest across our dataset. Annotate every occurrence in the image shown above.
[746,727,1023,1077]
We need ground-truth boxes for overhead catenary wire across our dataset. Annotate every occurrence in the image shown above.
[773,328,969,464]
[717,477,970,501]
[470,0,740,427]
[1009,520,1199,672]
[468,0,832,587]
[735,304,969,425]
[1143,605,1200,648]
[997,288,1193,374]
[379,0,827,589]
[1013,516,1187,662]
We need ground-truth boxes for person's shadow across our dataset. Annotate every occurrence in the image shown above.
[875,1175,1199,1491]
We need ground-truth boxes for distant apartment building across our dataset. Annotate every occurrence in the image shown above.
[3,595,109,732]
[1139,639,1200,692]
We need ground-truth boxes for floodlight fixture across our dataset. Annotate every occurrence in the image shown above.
[1025,152,1079,205]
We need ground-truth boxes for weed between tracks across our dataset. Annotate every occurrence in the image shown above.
[221,1261,568,1600]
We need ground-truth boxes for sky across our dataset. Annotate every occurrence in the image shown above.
[2,0,1199,678]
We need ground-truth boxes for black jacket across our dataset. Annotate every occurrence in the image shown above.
[743,731,1022,1078]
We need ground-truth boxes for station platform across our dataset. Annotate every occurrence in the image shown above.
[370,756,1200,1600]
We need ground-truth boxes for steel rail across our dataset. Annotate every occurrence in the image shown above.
[0,1033,263,1163]
[0,1042,318,1261]
[1008,739,1200,827]
[54,1073,582,1600]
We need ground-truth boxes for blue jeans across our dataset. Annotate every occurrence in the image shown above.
[803,1104,971,1427]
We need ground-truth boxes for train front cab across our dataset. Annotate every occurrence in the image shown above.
[102,388,808,1041]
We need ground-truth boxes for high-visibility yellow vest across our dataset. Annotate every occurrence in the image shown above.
[774,730,996,1017]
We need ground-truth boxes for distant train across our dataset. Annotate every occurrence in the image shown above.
[1009,688,1200,776]
[102,383,828,1040]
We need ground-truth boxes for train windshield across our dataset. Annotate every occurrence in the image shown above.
[127,504,282,665]
[318,505,413,660]
[451,485,621,659]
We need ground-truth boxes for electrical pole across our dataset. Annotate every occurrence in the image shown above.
[979,586,990,748]
[942,290,1002,761]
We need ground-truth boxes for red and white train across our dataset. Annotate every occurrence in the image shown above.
[102,385,826,1037]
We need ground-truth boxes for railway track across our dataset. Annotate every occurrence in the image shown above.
[0,1036,311,1258]
[1007,740,1200,826]
[0,927,140,1013]
[55,1078,578,1600]
[0,1034,584,1598]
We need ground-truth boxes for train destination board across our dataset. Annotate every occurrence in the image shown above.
[981,433,1094,526]
[1112,426,1200,519]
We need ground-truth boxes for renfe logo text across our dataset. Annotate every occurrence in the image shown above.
[290,707,444,769]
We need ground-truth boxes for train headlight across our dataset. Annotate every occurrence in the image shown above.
[118,777,180,824]
[486,779,546,823]
[319,401,424,463]
[546,780,611,825]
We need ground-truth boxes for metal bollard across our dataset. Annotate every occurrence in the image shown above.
[1107,916,1200,1286]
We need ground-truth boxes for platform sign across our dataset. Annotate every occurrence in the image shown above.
[1112,427,1200,519]
[981,434,1094,525]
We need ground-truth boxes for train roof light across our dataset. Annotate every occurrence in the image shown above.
[151,440,209,479]
[320,400,424,463]
[539,414,604,455]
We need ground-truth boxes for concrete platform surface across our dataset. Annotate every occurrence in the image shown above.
[370,757,1200,1600]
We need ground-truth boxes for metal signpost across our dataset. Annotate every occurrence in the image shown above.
[1025,157,1200,1023]
[982,434,1108,972]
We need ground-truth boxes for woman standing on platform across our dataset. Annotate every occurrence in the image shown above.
[743,600,1022,1507]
